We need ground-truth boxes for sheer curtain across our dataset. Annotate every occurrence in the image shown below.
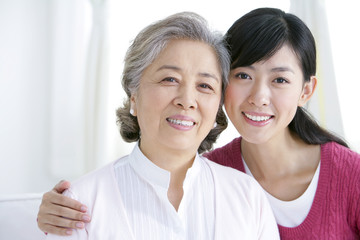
[83,0,110,170]
[49,0,109,178]
[49,0,89,178]
[326,1,360,151]
[290,0,345,137]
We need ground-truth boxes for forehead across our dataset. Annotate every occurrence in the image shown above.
[156,39,216,61]
[271,44,298,60]
[146,39,222,75]
[257,44,302,71]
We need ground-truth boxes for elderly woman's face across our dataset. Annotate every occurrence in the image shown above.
[131,39,222,155]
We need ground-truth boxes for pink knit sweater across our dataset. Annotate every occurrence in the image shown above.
[205,137,360,239]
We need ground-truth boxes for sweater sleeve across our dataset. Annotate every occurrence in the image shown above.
[347,149,360,233]
[355,189,360,234]
[333,142,360,235]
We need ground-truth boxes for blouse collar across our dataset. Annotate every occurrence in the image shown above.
[129,143,201,190]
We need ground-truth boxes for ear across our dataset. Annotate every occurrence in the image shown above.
[298,76,317,107]
[130,94,138,116]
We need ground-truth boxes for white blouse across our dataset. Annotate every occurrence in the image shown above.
[46,144,279,239]
[114,144,215,239]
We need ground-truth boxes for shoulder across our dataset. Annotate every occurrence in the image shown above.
[200,155,262,195]
[201,155,267,206]
[206,137,241,159]
[202,156,246,177]
[321,142,360,198]
[200,156,278,236]
[204,137,244,171]
[74,156,129,186]
[322,142,360,172]
[64,155,130,203]
[322,142,360,228]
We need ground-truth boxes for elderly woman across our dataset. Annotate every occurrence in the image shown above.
[44,12,279,239]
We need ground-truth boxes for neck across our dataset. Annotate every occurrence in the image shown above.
[241,129,316,179]
[139,142,196,211]
[140,142,196,173]
[241,129,321,200]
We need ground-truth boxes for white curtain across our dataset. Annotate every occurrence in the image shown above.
[49,0,89,178]
[83,0,110,171]
[49,0,109,178]
[290,0,344,137]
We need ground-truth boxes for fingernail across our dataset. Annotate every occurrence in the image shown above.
[76,222,84,228]
[66,230,72,235]
[80,205,87,212]
[82,214,91,222]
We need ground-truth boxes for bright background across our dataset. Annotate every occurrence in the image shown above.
[1,0,359,194]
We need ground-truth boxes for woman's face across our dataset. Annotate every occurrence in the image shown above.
[225,44,315,144]
[131,39,222,156]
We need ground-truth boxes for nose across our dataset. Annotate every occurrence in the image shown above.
[174,84,197,110]
[248,81,270,107]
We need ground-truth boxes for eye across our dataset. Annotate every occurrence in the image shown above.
[235,72,251,80]
[273,77,289,84]
[197,83,216,94]
[161,77,177,84]
[199,83,213,90]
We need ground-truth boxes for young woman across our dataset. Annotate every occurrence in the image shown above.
[208,8,359,239]
[42,11,279,239]
[38,8,360,239]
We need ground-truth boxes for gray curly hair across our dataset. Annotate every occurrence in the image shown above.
[116,12,230,153]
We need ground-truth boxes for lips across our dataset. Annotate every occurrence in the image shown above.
[243,112,273,122]
[166,118,195,126]
[166,114,196,128]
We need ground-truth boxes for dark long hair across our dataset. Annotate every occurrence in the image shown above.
[225,7,348,147]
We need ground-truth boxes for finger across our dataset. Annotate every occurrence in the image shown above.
[39,195,91,223]
[43,190,88,213]
[39,223,74,236]
[53,180,71,193]
[38,213,86,229]
[46,204,91,223]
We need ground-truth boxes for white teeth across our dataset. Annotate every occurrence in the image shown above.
[167,118,194,126]
[244,113,271,122]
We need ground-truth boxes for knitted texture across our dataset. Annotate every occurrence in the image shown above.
[205,137,360,239]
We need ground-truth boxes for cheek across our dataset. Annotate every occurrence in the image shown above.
[224,84,243,110]
[273,94,299,120]
[136,90,166,120]
[202,95,221,119]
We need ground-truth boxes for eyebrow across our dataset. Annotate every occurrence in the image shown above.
[157,65,219,82]
[245,65,295,74]
[270,67,295,74]
[158,65,181,71]
[199,72,219,82]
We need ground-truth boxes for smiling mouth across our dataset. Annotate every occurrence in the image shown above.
[243,113,273,122]
[166,118,195,127]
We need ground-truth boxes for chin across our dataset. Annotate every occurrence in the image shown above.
[241,133,271,146]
